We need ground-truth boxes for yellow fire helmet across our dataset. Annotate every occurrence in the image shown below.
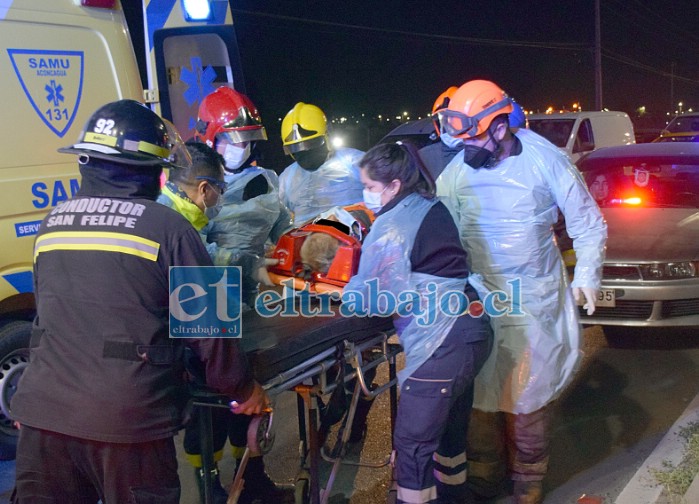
[281,102,328,155]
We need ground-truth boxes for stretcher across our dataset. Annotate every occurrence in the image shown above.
[190,300,400,504]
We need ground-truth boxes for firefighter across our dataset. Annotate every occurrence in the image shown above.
[11,100,268,503]
[344,141,493,504]
[279,102,365,224]
[436,80,607,503]
[195,86,293,307]
[189,88,294,504]
[418,86,465,181]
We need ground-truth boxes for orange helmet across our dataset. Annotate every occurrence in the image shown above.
[439,80,513,139]
[195,87,267,147]
[431,86,458,136]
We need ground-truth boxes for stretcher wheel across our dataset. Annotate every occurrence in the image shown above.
[247,411,274,455]
[294,471,310,504]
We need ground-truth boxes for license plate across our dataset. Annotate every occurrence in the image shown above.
[578,288,615,308]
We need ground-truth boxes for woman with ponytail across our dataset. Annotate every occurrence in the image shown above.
[344,141,493,504]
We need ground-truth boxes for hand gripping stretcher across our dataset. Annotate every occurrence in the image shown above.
[189,300,400,504]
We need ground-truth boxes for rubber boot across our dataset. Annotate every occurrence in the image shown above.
[194,465,228,504]
[348,395,374,443]
[236,456,294,504]
[512,480,543,504]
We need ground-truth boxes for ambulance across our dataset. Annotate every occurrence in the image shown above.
[0,0,245,459]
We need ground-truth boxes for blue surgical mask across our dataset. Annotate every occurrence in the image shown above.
[440,132,464,150]
[363,186,388,213]
[203,195,223,220]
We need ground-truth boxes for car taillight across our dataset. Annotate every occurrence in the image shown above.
[609,197,642,205]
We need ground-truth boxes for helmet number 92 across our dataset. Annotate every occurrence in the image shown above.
[93,118,115,135]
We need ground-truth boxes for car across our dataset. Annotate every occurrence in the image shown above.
[575,142,699,331]
[654,112,699,143]
[376,117,439,149]
[527,111,635,163]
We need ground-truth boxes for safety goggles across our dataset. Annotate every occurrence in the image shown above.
[196,176,227,194]
[437,97,512,138]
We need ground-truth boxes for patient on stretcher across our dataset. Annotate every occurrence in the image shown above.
[300,232,341,275]
[268,203,374,289]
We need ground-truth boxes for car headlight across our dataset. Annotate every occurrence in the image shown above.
[641,262,698,279]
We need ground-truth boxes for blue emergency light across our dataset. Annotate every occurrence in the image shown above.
[181,0,213,21]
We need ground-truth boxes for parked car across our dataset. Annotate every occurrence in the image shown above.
[654,112,699,143]
[376,117,438,149]
[575,142,699,331]
[654,133,699,143]
[528,111,635,163]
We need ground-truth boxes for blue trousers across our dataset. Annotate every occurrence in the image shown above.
[393,313,493,504]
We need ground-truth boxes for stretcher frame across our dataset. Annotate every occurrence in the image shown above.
[191,324,401,504]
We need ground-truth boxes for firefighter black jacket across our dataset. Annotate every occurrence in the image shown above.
[11,160,254,443]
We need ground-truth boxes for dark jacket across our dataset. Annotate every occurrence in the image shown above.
[11,160,254,443]
[418,141,463,181]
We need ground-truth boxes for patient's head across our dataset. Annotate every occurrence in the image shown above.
[300,232,341,274]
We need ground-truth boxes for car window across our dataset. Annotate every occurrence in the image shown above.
[664,115,699,134]
[585,163,699,208]
[528,119,574,148]
[573,119,594,153]
[655,134,699,143]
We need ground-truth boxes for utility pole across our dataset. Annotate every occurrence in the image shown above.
[594,0,603,110]
[670,62,675,114]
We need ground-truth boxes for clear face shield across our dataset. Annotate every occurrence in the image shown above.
[162,119,193,171]
[217,127,267,145]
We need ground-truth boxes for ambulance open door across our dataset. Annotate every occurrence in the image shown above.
[152,25,245,141]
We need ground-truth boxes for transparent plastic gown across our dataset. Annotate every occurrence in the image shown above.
[278,147,365,225]
[436,128,607,414]
[344,193,468,386]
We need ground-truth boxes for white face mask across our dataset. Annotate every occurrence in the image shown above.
[362,186,388,213]
[221,143,251,170]
[440,132,464,149]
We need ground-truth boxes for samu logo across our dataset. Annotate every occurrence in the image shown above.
[169,266,242,338]
[8,49,84,137]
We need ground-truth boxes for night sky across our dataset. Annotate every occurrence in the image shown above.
[123,1,699,167]
[230,0,699,122]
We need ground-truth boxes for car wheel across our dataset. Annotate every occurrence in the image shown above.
[0,320,31,460]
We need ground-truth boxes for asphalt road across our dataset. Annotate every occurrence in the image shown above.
[180,324,699,504]
[1,324,698,504]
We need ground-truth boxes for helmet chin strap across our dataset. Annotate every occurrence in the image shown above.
[486,125,504,160]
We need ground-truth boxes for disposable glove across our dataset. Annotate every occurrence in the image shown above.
[253,258,279,287]
[573,286,597,316]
